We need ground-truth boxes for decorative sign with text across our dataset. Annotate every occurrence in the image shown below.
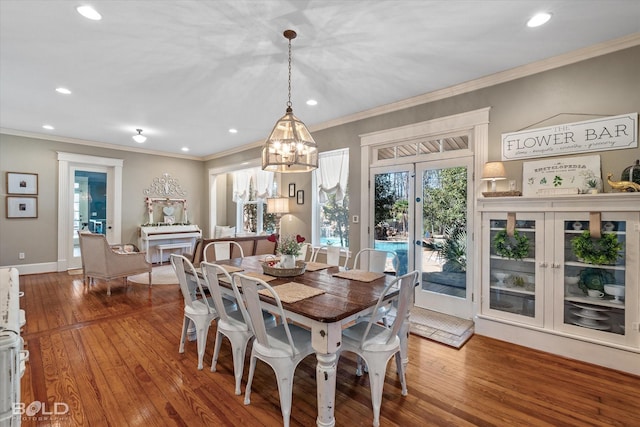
[522,155,601,197]
[502,112,637,160]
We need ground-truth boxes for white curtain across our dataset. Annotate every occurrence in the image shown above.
[232,168,274,202]
[254,169,274,200]
[316,149,349,204]
[232,170,251,202]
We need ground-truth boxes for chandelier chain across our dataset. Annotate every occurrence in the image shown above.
[287,37,292,108]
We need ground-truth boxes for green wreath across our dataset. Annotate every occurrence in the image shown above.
[493,229,530,260]
[571,231,622,265]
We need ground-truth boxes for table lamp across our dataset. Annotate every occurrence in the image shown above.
[481,161,507,193]
[267,197,290,234]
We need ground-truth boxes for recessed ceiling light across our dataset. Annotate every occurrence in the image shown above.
[229,128,238,134]
[42,124,54,130]
[527,12,552,28]
[181,147,189,152]
[76,5,102,20]
[306,99,318,106]
[55,87,71,95]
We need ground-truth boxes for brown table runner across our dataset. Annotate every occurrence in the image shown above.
[304,261,332,272]
[259,282,326,303]
[333,269,385,283]
[220,265,243,273]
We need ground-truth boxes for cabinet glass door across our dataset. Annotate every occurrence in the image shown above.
[556,213,629,341]
[483,212,544,326]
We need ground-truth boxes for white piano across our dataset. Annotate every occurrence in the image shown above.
[139,224,202,264]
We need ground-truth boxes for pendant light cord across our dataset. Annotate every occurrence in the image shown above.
[287,37,292,109]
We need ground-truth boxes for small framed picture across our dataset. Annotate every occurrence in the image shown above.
[296,190,304,205]
[6,196,38,218]
[288,183,296,197]
[6,172,38,195]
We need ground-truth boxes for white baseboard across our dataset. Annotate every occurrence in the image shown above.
[0,262,58,275]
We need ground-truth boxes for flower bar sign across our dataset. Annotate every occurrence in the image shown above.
[502,112,637,160]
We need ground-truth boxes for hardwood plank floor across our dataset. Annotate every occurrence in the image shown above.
[15,271,640,426]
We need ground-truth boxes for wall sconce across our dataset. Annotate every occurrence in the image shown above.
[481,161,507,193]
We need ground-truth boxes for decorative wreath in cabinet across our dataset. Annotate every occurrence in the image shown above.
[570,231,622,265]
[493,229,530,260]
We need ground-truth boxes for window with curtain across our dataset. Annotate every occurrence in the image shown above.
[232,168,277,235]
[313,148,349,247]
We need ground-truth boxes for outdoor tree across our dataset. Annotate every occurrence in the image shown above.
[321,189,350,248]
[422,167,467,235]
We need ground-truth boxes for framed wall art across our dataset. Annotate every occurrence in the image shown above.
[6,196,38,218]
[6,172,38,195]
[289,183,296,197]
[296,190,304,205]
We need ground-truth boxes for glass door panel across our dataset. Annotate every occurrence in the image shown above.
[558,214,628,339]
[415,157,473,318]
[370,165,412,276]
[71,168,108,268]
[484,214,543,326]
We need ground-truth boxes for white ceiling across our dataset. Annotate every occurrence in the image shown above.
[1,1,639,159]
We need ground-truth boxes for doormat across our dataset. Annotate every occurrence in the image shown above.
[409,307,474,349]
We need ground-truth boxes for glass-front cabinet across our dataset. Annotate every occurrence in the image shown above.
[482,213,545,327]
[479,195,640,358]
[553,212,632,345]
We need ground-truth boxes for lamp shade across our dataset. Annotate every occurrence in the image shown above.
[267,197,290,214]
[481,161,507,180]
[262,108,318,173]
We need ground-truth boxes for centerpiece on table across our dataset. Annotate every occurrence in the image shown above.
[263,234,307,276]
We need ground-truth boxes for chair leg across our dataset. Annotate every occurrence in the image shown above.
[225,333,251,395]
[179,317,189,354]
[195,321,211,370]
[148,271,152,288]
[274,365,296,427]
[244,354,257,405]
[395,352,408,396]
[368,364,385,427]
[211,331,223,372]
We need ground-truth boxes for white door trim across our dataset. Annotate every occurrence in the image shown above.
[57,152,123,271]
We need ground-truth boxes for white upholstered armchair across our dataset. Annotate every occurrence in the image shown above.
[78,232,152,295]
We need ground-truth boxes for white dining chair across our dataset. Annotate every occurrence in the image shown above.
[339,270,419,427]
[352,248,401,329]
[171,254,236,370]
[313,245,350,269]
[295,242,313,261]
[352,248,400,275]
[200,262,276,395]
[234,273,315,427]
[203,240,245,262]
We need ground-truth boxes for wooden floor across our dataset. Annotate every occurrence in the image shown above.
[16,271,640,426]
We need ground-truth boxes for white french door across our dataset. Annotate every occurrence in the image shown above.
[414,156,474,319]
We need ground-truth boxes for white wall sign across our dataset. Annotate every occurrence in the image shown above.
[522,155,601,197]
[502,112,637,160]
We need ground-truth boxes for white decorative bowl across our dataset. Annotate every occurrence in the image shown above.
[565,276,579,285]
[494,272,508,283]
[604,284,625,302]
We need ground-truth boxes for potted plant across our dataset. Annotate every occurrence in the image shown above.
[268,233,306,268]
[571,231,622,265]
[586,178,599,194]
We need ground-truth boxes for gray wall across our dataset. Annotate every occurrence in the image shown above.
[206,46,640,257]
[0,136,206,267]
[2,45,639,268]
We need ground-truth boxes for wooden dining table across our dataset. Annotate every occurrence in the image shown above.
[212,255,402,427]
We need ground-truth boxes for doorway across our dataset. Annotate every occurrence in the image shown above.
[57,152,123,271]
[360,108,489,320]
[370,157,473,319]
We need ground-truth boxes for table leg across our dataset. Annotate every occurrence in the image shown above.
[316,352,337,427]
